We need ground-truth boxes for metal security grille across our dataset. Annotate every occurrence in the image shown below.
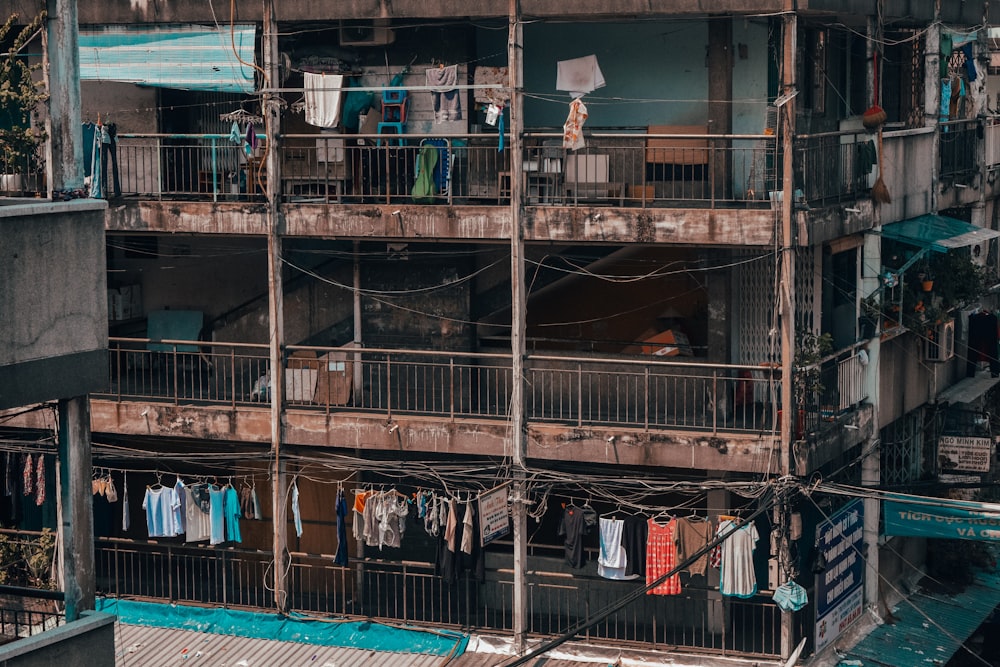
[881,411,923,486]
[796,247,819,335]
[736,252,777,365]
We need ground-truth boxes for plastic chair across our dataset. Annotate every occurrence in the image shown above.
[377,122,406,146]
[381,93,409,123]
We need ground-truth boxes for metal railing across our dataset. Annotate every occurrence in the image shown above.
[103,132,776,209]
[101,338,784,435]
[939,119,979,180]
[95,537,274,609]
[91,535,787,658]
[794,130,876,204]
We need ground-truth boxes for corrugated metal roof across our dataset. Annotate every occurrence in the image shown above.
[882,215,1000,253]
[844,566,1000,667]
[114,623,448,667]
[79,25,256,94]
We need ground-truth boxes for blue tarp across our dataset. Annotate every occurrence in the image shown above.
[79,25,257,93]
[96,598,469,656]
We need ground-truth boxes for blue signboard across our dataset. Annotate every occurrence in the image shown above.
[884,500,1000,541]
[814,499,865,653]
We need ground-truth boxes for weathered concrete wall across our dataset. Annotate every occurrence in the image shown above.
[0,611,115,667]
[879,128,935,225]
[76,399,780,474]
[0,201,109,409]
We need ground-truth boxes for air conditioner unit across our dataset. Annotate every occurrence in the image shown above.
[339,21,395,47]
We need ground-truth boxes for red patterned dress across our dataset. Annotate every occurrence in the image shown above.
[645,517,682,595]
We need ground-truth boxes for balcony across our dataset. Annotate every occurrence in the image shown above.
[89,534,798,660]
[95,130,782,244]
[73,337,872,472]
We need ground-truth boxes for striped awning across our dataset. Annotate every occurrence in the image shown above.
[79,24,257,93]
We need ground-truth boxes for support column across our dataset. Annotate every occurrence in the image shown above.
[262,0,288,613]
[45,0,84,192]
[353,241,364,396]
[707,17,733,199]
[860,231,881,616]
[778,6,798,661]
[508,0,528,655]
[58,397,95,621]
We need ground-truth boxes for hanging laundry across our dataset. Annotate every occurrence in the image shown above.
[460,501,475,555]
[967,310,1000,377]
[598,517,636,580]
[291,481,303,539]
[224,484,241,543]
[229,121,242,145]
[557,503,597,569]
[962,43,977,82]
[4,452,13,497]
[375,490,409,549]
[172,477,185,534]
[122,473,131,532]
[362,490,380,547]
[473,66,509,104]
[622,515,648,578]
[143,483,181,538]
[22,454,33,496]
[208,485,226,545]
[645,517,682,595]
[239,483,254,519]
[940,79,952,124]
[717,518,760,598]
[252,486,262,520]
[34,455,45,506]
[555,54,606,99]
[105,474,118,503]
[426,65,462,122]
[444,498,459,553]
[303,72,345,129]
[354,489,373,542]
[674,516,712,576]
[184,484,211,542]
[562,98,588,151]
[334,489,349,566]
[772,580,809,612]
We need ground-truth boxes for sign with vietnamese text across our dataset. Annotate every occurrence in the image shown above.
[883,500,1000,541]
[938,435,992,473]
[478,485,510,546]
[814,499,864,653]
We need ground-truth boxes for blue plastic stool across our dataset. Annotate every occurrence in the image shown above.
[377,122,406,146]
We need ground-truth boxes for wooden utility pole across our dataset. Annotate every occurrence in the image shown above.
[779,4,798,661]
[262,0,289,613]
[508,0,528,655]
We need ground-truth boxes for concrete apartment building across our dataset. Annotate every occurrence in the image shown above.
[4,1,1000,664]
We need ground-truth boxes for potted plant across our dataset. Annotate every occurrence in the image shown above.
[0,12,47,194]
[789,331,833,438]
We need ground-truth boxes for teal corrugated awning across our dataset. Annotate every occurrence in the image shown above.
[844,564,1000,667]
[882,214,1000,252]
[79,25,256,93]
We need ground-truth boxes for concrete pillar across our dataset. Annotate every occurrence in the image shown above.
[45,0,84,192]
[860,231,882,616]
[57,396,95,621]
[707,17,733,199]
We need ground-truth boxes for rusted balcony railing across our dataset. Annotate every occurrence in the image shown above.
[94,537,274,609]
[794,130,877,204]
[939,118,980,180]
[105,131,775,209]
[91,534,788,658]
[100,338,784,435]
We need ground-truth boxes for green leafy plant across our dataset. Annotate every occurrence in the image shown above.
[0,11,48,176]
[794,331,833,406]
[0,529,56,589]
